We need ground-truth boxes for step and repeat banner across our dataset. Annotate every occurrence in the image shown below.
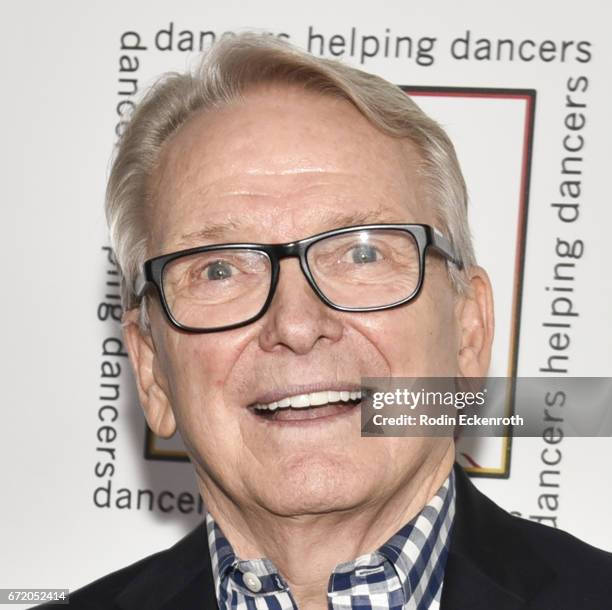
[2,0,610,604]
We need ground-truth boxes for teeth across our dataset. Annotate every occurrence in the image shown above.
[290,394,311,408]
[253,390,362,411]
[307,391,329,407]
[328,391,340,402]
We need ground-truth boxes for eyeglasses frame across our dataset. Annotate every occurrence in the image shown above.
[136,223,463,333]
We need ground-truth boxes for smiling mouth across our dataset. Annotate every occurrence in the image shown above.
[250,389,362,422]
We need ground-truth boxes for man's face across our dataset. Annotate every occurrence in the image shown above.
[131,84,471,516]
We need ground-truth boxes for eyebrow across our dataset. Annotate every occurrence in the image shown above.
[178,205,403,246]
[179,218,243,245]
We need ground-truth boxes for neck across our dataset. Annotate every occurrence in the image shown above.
[199,444,455,609]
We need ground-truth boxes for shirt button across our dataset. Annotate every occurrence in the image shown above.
[243,571,262,593]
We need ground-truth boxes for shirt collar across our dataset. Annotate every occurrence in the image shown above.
[206,468,455,608]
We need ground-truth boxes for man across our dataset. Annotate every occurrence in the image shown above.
[45,33,611,609]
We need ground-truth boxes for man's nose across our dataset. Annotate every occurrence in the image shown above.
[257,258,344,354]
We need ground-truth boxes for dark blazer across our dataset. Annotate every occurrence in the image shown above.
[36,464,612,609]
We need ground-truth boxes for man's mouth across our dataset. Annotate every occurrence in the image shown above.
[249,389,362,422]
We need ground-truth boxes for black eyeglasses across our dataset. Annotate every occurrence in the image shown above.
[136,223,462,333]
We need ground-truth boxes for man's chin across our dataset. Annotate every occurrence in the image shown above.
[257,488,368,518]
[248,459,378,517]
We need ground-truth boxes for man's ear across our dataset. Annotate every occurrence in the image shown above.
[455,266,495,378]
[122,309,177,438]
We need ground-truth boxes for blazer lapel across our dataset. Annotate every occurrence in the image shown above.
[441,464,556,609]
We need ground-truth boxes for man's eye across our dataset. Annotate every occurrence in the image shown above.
[203,260,235,280]
[349,244,380,264]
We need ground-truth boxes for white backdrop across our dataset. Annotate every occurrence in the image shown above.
[2,1,611,605]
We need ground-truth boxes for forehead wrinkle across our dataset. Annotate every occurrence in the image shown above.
[176,204,407,249]
[165,168,377,203]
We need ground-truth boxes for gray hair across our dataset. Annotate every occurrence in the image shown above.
[106,32,476,324]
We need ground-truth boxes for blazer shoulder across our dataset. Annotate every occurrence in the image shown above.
[507,509,612,575]
[454,463,612,574]
[34,522,211,610]
[446,464,612,608]
[56,551,168,609]
[507,512,612,607]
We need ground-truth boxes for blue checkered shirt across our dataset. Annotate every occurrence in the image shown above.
[205,469,455,609]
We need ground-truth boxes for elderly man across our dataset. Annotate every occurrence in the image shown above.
[48,33,611,610]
